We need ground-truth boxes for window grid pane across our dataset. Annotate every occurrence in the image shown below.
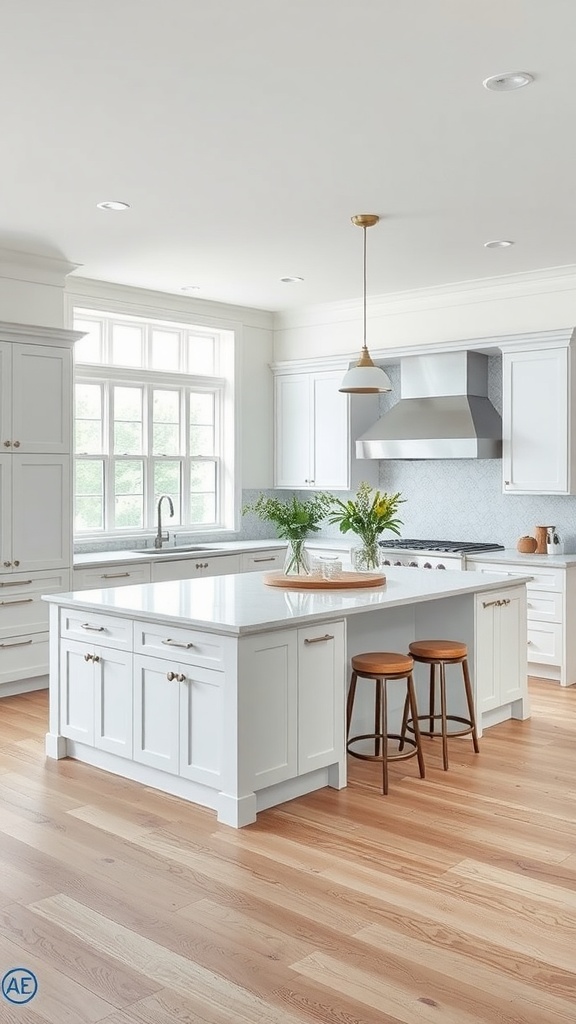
[153,389,181,455]
[153,461,182,526]
[113,386,144,455]
[114,459,144,529]
[189,460,217,525]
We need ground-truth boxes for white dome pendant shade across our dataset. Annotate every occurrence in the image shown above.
[340,214,392,395]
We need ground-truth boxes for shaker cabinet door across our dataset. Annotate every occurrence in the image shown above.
[11,344,72,454]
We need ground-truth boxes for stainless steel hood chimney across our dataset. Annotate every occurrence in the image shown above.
[356,351,501,459]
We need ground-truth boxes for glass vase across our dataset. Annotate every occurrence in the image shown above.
[352,540,381,572]
[283,539,312,576]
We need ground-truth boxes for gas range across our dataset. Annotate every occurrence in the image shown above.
[378,539,505,570]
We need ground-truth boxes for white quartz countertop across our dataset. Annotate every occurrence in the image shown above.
[466,549,576,568]
[73,539,287,568]
[46,566,531,637]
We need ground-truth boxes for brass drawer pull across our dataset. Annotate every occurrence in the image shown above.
[162,638,194,649]
[167,671,185,681]
[80,623,105,631]
[101,572,131,579]
[482,598,510,609]
[0,579,32,587]
[0,638,33,648]
[0,597,33,606]
[304,634,334,644]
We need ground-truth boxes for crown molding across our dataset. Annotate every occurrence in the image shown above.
[272,327,576,374]
[273,264,576,331]
[0,248,80,285]
[66,276,274,331]
[0,320,84,346]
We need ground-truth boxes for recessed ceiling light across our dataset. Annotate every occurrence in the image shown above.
[482,71,534,92]
[280,276,304,284]
[96,200,131,211]
[484,240,515,248]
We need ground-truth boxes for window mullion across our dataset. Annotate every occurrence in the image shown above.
[105,382,114,531]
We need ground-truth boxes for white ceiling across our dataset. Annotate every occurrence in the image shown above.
[2,0,575,311]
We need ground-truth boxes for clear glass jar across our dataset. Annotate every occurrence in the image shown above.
[283,538,312,575]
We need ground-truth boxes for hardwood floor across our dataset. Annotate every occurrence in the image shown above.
[0,679,575,1023]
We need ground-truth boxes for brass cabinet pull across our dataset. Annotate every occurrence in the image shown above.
[84,652,101,663]
[80,622,105,631]
[101,572,131,579]
[0,638,33,648]
[0,597,33,606]
[195,562,209,569]
[13,440,20,448]
[162,638,194,649]
[13,560,19,567]
[166,671,185,681]
[304,634,335,644]
[3,440,10,447]
[3,562,11,568]
[482,598,511,609]
[0,579,32,587]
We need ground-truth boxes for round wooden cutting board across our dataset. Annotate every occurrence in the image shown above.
[263,571,387,590]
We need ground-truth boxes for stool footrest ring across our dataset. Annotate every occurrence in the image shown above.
[404,713,475,740]
[348,732,421,764]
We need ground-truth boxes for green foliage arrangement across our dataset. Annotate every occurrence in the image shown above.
[242,492,332,541]
[327,482,405,545]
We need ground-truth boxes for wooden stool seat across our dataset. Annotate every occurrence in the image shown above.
[347,651,424,795]
[351,652,414,676]
[401,638,479,771]
[409,640,467,660]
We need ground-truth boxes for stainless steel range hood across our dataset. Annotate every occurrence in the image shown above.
[356,351,502,459]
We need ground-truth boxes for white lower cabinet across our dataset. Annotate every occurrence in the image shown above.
[0,569,69,690]
[239,621,346,790]
[60,638,133,757]
[133,653,223,785]
[241,549,285,572]
[475,586,526,715]
[73,563,152,590]
[151,554,241,583]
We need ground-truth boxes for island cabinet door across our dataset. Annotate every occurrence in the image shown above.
[475,586,526,714]
[133,654,180,774]
[297,621,346,775]
[179,664,223,787]
[93,648,133,759]
[60,639,95,745]
[238,630,298,790]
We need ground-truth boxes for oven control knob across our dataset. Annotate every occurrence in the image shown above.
[436,563,446,569]
[408,561,418,567]
[383,559,390,566]
[394,560,402,566]
[423,562,432,569]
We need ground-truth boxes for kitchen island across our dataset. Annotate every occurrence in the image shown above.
[45,566,530,827]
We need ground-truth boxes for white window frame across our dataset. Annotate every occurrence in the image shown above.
[70,302,239,540]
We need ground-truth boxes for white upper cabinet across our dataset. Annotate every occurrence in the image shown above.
[0,454,71,572]
[274,366,379,490]
[0,342,72,454]
[502,341,576,494]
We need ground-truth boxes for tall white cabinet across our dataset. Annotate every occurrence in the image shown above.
[0,322,78,696]
[501,332,576,494]
[273,361,379,490]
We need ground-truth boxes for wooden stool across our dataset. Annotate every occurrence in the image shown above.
[400,640,479,771]
[346,652,425,795]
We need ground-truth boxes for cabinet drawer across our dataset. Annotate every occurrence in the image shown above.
[527,622,563,665]
[73,563,151,589]
[61,609,133,650]
[0,570,69,638]
[526,590,562,623]
[470,560,564,592]
[133,620,224,669]
[0,631,49,684]
[151,554,241,583]
[241,550,285,572]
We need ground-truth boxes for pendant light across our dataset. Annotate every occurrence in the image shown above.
[339,214,392,394]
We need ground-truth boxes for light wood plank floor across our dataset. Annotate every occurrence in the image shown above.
[0,679,575,1024]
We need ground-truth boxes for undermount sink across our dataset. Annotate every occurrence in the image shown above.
[130,545,225,557]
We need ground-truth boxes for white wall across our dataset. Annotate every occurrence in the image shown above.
[273,266,576,363]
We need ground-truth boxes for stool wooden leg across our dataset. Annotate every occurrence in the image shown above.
[439,661,449,770]
[346,672,357,739]
[398,692,410,751]
[429,663,436,734]
[407,673,425,780]
[462,658,480,753]
[375,678,382,757]
[381,678,388,795]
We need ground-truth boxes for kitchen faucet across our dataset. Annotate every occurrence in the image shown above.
[155,494,174,548]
